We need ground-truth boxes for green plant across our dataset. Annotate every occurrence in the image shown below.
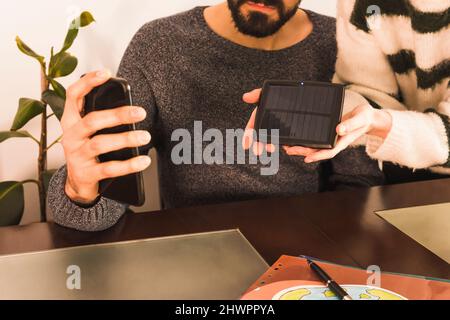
[0,11,95,226]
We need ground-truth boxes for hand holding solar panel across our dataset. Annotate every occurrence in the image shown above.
[254,81,345,149]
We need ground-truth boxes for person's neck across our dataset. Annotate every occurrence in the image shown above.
[203,2,313,51]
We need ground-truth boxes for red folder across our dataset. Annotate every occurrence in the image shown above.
[242,255,450,300]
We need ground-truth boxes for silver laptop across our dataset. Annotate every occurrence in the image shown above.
[0,229,268,300]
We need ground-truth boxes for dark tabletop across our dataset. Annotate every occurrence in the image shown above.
[1,179,449,279]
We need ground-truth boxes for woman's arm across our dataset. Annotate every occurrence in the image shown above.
[332,0,450,172]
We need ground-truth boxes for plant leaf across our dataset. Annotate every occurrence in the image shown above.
[49,78,66,99]
[0,181,25,226]
[79,11,95,27]
[0,131,34,143]
[42,90,65,120]
[15,36,45,66]
[11,98,45,131]
[43,169,58,194]
[49,52,78,78]
[61,28,79,53]
[61,12,95,52]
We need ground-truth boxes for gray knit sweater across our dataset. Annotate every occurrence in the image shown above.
[47,7,384,232]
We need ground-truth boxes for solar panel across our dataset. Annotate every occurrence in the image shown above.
[254,80,345,149]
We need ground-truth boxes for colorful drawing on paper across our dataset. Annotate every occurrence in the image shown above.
[242,280,407,300]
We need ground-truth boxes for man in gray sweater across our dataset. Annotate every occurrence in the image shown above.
[47,1,384,232]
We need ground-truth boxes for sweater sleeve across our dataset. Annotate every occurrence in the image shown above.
[334,0,450,173]
[47,24,158,232]
[47,166,128,232]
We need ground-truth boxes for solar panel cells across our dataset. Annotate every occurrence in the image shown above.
[255,81,345,149]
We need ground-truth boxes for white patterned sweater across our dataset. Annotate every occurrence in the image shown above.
[334,0,450,173]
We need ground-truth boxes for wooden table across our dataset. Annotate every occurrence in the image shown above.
[1,179,449,279]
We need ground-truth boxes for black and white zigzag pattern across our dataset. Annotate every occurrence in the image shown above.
[351,0,450,33]
[350,0,450,90]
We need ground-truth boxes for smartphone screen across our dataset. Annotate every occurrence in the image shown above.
[83,78,145,206]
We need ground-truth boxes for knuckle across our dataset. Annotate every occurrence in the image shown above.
[103,109,122,126]
[82,71,96,81]
[121,106,134,121]
[66,85,79,100]
[114,109,126,123]
[100,164,115,179]
[355,104,367,114]
[83,115,97,131]
[88,138,102,154]
[128,131,138,145]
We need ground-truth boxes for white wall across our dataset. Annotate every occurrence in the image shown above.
[0,0,337,224]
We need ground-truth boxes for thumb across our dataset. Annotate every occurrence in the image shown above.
[243,88,262,104]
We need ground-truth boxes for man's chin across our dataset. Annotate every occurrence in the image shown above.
[236,17,282,38]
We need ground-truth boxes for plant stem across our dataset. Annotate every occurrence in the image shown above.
[46,113,55,119]
[45,135,62,152]
[38,65,49,222]
[27,133,40,145]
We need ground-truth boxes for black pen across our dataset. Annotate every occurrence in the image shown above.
[307,259,353,300]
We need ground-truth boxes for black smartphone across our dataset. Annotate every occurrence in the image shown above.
[254,80,345,149]
[83,77,146,206]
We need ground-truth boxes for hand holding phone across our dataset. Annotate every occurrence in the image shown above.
[60,71,151,206]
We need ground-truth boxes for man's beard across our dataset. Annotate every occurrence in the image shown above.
[227,0,301,38]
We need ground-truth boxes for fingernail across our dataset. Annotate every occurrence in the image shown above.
[96,70,110,79]
[339,125,347,135]
[138,156,151,168]
[305,158,312,163]
[132,107,146,119]
[139,131,151,144]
